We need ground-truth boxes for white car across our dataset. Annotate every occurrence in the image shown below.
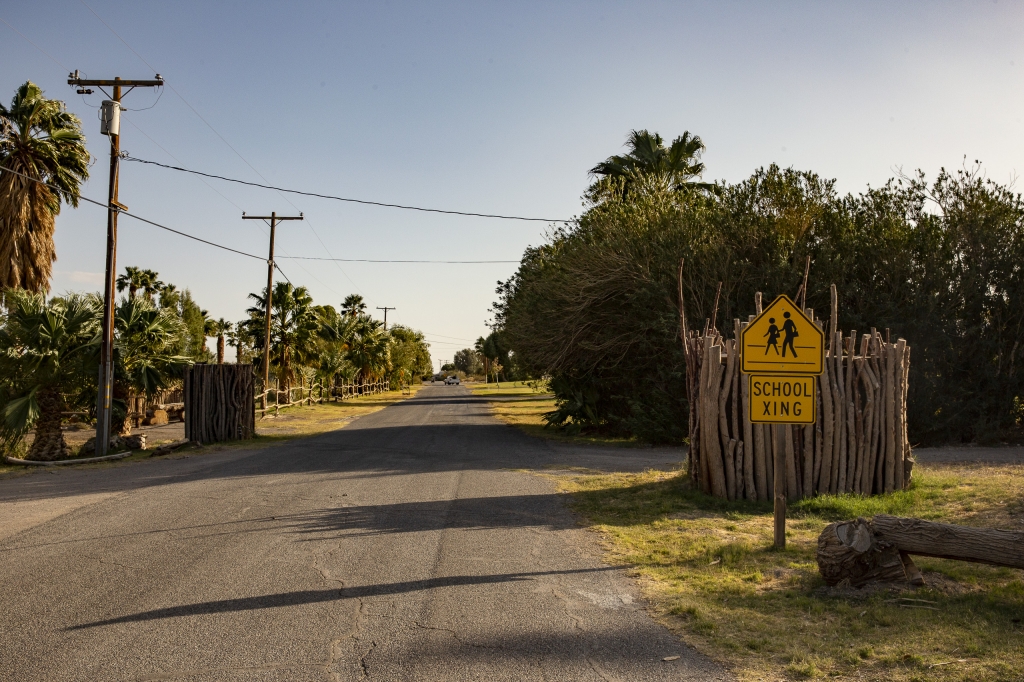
[444,375,460,385]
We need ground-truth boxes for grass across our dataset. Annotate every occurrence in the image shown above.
[0,387,419,478]
[470,381,641,447]
[547,462,1024,681]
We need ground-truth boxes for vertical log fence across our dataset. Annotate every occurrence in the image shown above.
[683,284,911,501]
[184,364,256,444]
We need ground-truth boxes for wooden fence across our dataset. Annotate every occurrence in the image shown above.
[256,378,392,418]
[184,364,256,444]
[685,286,911,501]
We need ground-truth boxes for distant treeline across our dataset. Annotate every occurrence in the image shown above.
[494,164,1024,445]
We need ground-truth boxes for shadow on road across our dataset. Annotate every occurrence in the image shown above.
[1,491,577,552]
[280,493,577,538]
[0,388,683,506]
[67,566,623,630]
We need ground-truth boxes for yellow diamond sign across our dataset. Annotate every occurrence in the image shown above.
[740,294,823,375]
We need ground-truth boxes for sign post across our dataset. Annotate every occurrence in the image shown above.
[740,294,824,549]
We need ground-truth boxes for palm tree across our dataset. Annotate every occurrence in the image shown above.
[205,318,233,364]
[157,282,180,310]
[341,293,366,318]
[138,269,162,301]
[227,320,251,364]
[0,82,90,292]
[113,296,190,433]
[0,290,101,460]
[244,282,324,393]
[116,266,144,299]
[346,318,391,387]
[587,129,713,203]
[475,336,490,381]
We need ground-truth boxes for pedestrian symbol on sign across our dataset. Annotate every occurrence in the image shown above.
[741,294,823,375]
[781,312,798,357]
[764,319,780,355]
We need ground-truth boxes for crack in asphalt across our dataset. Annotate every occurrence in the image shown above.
[587,656,624,682]
[82,553,137,572]
[359,639,377,678]
[411,620,505,650]
[324,637,345,682]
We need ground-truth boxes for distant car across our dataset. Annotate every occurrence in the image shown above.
[444,375,460,385]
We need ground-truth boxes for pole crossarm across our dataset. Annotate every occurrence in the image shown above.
[67,78,164,87]
[376,306,395,330]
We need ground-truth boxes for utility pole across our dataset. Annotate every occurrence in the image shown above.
[242,212,303,408]
[376,306,395,331]
[67,72,163,457]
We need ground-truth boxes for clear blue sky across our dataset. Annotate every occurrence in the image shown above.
[3,1,1022,369]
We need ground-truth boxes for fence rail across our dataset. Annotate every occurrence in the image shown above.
[255,379,392,418]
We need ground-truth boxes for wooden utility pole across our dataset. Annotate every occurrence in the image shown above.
[774,425,786,549]
[242,212,303,408]
[67,73,164,456]
[376,306,395,331]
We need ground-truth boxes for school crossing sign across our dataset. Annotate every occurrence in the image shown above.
[749,374,816,424]
[740,294,824,424]
[741,294,823,375]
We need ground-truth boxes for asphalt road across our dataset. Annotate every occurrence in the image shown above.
[0,386,728,681]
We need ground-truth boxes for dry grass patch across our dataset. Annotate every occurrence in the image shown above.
[549,463,1024,681]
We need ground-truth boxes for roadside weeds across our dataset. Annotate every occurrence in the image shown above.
[542,463,1024,681]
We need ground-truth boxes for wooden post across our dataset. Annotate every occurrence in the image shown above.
[774,424,786,549]
[884,342,896,493]
[785,425,798,500]
[719,340,737,501]
[894,338,907,488]
[740,334,756,500]
[704,343,727,498]
[844,330,857,492]
[818,354,834,493]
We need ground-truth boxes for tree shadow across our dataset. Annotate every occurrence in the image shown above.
[66,567,622,630]
[278,492,578,539]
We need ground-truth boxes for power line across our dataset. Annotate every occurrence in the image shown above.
[76,0,367,304]
[278,256,518,264]
[0,16,68,70]
[0,166,263,261]
[422,333,481,342]
[123,156,572,223]
[123,123,346,298]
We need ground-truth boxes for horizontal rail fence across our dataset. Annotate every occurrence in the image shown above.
[184,364,256,444]
[256,378,391,418]
[686,289,911,502]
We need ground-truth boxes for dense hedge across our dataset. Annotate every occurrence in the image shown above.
[494,166,1024,445]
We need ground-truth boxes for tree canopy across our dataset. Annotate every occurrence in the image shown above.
[495,131,1024,445]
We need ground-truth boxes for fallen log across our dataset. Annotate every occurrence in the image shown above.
[870,514,1024,567]
[817,515,1024,586]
